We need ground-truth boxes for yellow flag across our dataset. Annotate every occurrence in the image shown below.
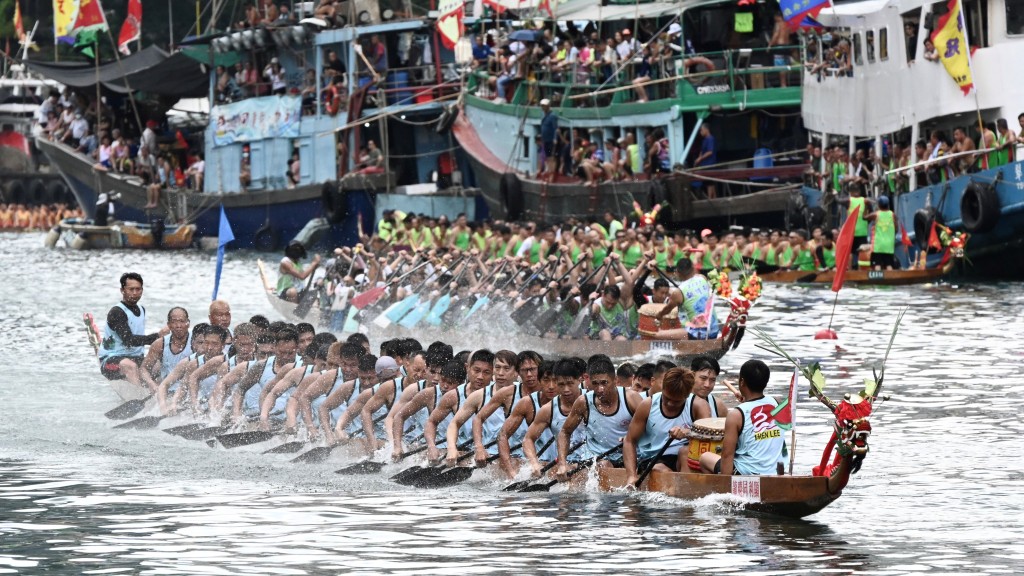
[930,0,974,95]
[54,0,82,41]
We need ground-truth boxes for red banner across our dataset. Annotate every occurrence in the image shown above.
[117,0,142,55]
[831,205,860,292]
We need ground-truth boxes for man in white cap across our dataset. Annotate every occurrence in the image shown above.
[539,98,558,180]
[375,356,400,382]
[95,192,115,226]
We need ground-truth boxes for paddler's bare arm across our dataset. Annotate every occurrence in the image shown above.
[139,340,163,392]
[186,356,226,413]
[231,368,264,420]
[426,391,458,462]
[258,361,296,407]
[209,362,249,415]
[623,398,653,487]
[555,396,588,477]
[392,387,432,460]
[386,382,423,446]
[658,289,683,319]
[320,379,356,442]
[447,390,484,466]
[293,370,335,432]
[335,387,374,439]
[359,380,396,451]
[259,366,303,426]
[497,397,533,479]
[523,403,554,477]
[718,409,743,475]
[157,357,197,414]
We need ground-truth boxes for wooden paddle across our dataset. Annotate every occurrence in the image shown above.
[163,423,209,437]
[387,439,474,483]
[105,394,154,420]
[509,257,561,325]
[518,443,623,492]
[293,252,328,319]
[565,263,611,338]
[633,438,674,488]
[414,443,524,489]
[501,440,582,492]
[112,414,166,430]
[534,260,603,334]
[263,440,307,454]
[392,439,498,486]
[213,427,283,449]
[289,412,388,463]
[334,436,448,475]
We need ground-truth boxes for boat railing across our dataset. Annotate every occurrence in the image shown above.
[355,64,458,109]
[466,44,800,108]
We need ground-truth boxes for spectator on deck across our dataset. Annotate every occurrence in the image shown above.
[539,98,558,180]
[694,124,717,198]
[287,150,301,188]
[357,140,384,173]
[186,153,205,191]
[368,35,387,76]
[77,126,98,156]
[473,35,493,68]
[264,58,288,95]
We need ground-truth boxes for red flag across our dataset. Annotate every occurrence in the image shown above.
[927,221,942,250]
[117,0,142,55]
[831,205,861,292]
[74,0,108,32]
[14,0,25,40]
[900,221,912,247]
[770,367,798,430]
[351,285,386,309]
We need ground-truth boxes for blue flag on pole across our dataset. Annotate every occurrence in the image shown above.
[212,205,235,300]
[778,0,830,29]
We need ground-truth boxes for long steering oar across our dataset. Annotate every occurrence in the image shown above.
[502,440,583,492]
[289,412,389,463]
[388,439,474,483]
[335,436,449,475]
[415,443,524,489]
[393,439,498,486]
[519,443,623,493]
[105,394,154,420]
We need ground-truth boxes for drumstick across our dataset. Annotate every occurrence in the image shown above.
[722,379,742,401]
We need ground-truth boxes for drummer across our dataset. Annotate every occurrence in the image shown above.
[654,258,719,340]
[623,368,696,485]
[700,359,785,476]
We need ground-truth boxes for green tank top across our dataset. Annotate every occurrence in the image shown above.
[766,246,777,266]
[792,248,815,271]
[849,196,868,236]
[628,144,642,174]
[623,244,643,269]
[821,246,836,269]
[886,159,897,193]
[702,249,716,271]
[528,240,543,264]
[591,246,608,269]
[655,249,669,269]
[751,246,762,262]
[728,248,743,270]
[871,210,896,255]
[513,239,523,256]
[781,246,793,267]
[596,302,628,332]
[832,163,846,192]
[472,232,487,251]
[456,231,472,251]
[276,260,303,293]
[571,245,582,264]
[997,133,1012,166]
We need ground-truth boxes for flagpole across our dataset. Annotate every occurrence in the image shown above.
[957,0,985,141]
[788,367,798,475]
[97,4,144,137]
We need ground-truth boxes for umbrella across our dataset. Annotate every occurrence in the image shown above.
[508,29,540,42]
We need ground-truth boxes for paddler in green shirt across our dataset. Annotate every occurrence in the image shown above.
[865,195,897,270]
[603,211,623,242]
[846,185,871,269]
[781,230,816,271]
[814,231,837,270]
[376,209,405,242]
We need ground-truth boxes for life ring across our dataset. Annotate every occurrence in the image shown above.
[253,222,279,251]
[321,180,348,223]
[435,104,459,135]
[500,172,523,221]
[960,181,1000,233]
[912,207,944,250]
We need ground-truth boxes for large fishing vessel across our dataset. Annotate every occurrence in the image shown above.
[800,0,1024,277]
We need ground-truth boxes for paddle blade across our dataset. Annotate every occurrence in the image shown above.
[180,425,229,441]
[293,289,318,319]
[394,466,443,487]
[424,295,451,326]
[342,306,360,333]
[389,465,425,483]
[290,445,334,463]
[398,300,431,328]
[164,423,207,437]
[519,480,556,492]
[502,480,532,492]
[567,306,591,338]
[335,460,387,475]
[384,295,418,322]
[422,466,474,489]
[509,299,537,325]
[532,303,561,334]
[351,285,385,309]
[105,395,152,420]
[216,430,276,449]
[113,415,164,430]
[263,441,306,454]
[463,296,489,320]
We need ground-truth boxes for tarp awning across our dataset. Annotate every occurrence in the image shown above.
[20,46,209,98]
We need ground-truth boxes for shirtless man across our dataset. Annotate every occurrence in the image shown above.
[425,349,494,464]
[523,359,588,477]
[495,360,559,478]
[98,272,169,391]
[700,360,785,476]
[623,368,695,485]
[556,358,644,477]
[444,350,521,466]
[139,307,191,393]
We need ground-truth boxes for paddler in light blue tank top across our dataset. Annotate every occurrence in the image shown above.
[700,359,785,475]
[495,360,559,479]
[524,359,587,477]
[140,306,192,393]
[99,272,169,391]
[232,328,299,421]
[443,351,520,463]
[469,351,543,467]
[555,358,643,478]
[390,357,461,461]
[687,355,729,421]
[259,335,338,429]
[429,350,494,464]
[623,367,695,485]
[155,323,210,414]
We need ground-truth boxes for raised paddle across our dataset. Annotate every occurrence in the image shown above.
[501,440,583,492]
[633,438,674,488]
[105,394,154,420]
[423,259,472,326]
[509,256,562,325]
[420,443,525,489]
[518,443,623,493]
[112,414,166,430]
[392,439,497,486]
[289,412,389,463]
[292,256,323,319]
[565,263,612,338]
[533,258,602,334]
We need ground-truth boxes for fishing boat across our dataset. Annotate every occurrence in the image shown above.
[454,0,808,226]
[44,216,195,250]
[799,0,1024,278]
[30,4,481,251]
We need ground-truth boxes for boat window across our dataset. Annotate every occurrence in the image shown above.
[880,28,889,61]
[852,33,863,65]
[1007,0,1024,35]
[866,30,876,63]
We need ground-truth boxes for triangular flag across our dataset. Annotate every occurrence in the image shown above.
[14,1,25,40]
[900,221,913,247]
[927,220,942,250]
[212,206,235,300]
[771,367,799,430]
[831,204,861,292]
[117,0,142,56]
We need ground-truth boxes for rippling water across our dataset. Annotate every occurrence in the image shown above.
[2,232,1023,574]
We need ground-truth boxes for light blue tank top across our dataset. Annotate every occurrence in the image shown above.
[584,387,632,456]
[315,368,347,426]
[733,396,785,476]
[401,380,434,443]
[550,395,589,462]
[454,383,476,445]
[637,392,688,458]
[506,384,531,457]
[269,365,314,415]
[196,354,221,403]
[525,391,554,461]
[160,334,192,380]
[243,356,280,417]
[479,382,508,455]
[684,392,721,421]
[99,302,147,360]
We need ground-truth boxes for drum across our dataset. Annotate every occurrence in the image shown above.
[687,417,726,471]
[637,303,681,340]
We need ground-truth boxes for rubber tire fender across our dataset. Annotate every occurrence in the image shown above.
[960,181,1000,233]
[500,172,523,221]
[5,180,26,205]
[912,207,944,250]
[321,180,348,223]
[27,179,47,205]
[47,180,69,204]
[435,104,459,135]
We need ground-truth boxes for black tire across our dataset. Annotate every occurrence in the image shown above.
[27,179,47,205]
[435,104,459,135]
[960,181,1000,233]
[500,172,523,221]
[321,180,348,223]
[913,207,944,250]
[253,222,279,251]
[47,180,69,205]
[5,180,26,205]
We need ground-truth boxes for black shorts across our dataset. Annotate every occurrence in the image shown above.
[870,252,895,268]
[655,454,679,471]
[542,141,554,157]
[712,460,739,475]
[852,236,868,255]
[100,356,142,380]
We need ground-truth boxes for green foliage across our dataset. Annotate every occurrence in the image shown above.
[0,0,16,39]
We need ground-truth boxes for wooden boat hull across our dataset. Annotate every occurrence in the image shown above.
[50,218,195,250]
[598,468,842,519]
[759,266,949,286]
